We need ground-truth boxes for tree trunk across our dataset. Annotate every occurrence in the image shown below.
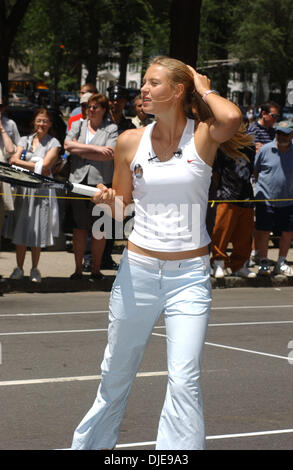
[118,46,132,87]
[0,56,9,100]
[280,81,287,109]
[0,0,31,97]
[169,0,202,67]
[85,55,99,84]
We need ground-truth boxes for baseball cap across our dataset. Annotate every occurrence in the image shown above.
[107,85,128,101]
[274,120,293,134]
[80,92,93,104]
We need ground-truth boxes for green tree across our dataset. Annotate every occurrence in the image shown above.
[135,0,170,77]
[101,0,158,86]
[197,0,240,96]
[11,0,169,90]
[11,0,85,89]
[230,0,293,106]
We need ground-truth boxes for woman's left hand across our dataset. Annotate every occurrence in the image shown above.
[9,154,20,166]
[187,65,211,97]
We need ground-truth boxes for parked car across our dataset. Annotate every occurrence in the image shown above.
[8,92,30,106]
[5,104,66,146]
[282,106,293,120]
[57,91,80,114]
[33,89,52,106]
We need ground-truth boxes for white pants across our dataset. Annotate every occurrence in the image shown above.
[71,249,212,450]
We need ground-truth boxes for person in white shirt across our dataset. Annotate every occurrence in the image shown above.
[0,97,20,279]
[71,56,251,450]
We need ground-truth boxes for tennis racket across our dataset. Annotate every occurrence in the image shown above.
[0,162,100,197]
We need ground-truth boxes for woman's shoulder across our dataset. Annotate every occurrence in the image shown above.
[71,119,84,130]
[117,126,145,147]
[46,134,61,147]
[18,134,30,144]
[115,127,146,164]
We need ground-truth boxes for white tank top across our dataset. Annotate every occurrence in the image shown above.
[128,118,212,252]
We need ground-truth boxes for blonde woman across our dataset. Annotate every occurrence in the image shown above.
[8,108,61,282]
[71,56,252,450]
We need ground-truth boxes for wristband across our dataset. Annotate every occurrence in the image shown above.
[0,129,6,134]
[201,89,219,103]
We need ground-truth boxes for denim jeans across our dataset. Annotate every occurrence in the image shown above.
[71,249,211,450]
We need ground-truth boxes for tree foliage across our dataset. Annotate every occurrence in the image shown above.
[10,0,171,90]
[198,0,293,105]
[5,0,293,107]
[229,0,293,105]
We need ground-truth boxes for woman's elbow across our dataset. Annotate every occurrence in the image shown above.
[228,108,242,128]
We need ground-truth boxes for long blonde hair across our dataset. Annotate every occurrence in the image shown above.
[149,56,254,160]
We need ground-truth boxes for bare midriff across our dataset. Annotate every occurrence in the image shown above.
[127,240,209,261]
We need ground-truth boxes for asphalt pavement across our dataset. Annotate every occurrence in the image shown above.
[0,287,293,450]
[0,243,293,294]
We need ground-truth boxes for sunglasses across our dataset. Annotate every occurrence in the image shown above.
[87,104,99,110]
[269,113,280,119]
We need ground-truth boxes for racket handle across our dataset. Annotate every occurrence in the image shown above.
[71,183,101,197]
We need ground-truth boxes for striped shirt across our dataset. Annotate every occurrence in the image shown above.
[247,120,275,144]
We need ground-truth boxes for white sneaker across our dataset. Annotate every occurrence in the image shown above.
[10,267,24,280]
[274,261,293,277]
[30,268,42,283]
[233,264,256,278]
[213,260,225,278]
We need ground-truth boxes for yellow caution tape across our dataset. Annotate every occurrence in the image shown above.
[1,193,293,204]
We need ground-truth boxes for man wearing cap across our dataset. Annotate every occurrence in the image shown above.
[70,83,98,119]
[254,120,293,276]
[67,92,93,131]
[107,85,135,135]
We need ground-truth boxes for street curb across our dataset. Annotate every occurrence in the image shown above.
[0,275,115,294]
[1,274,293,295]
[211,275,293,289]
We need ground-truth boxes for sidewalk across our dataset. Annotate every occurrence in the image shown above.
[1,245,293,294]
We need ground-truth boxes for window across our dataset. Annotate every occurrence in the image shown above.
[128,81,137,89]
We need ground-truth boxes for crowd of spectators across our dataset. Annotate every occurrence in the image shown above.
[1,90,292,281]
[0,84,153,281]
[210,101,293,278]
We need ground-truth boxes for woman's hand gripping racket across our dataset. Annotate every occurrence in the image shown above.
[0,162,100,198]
